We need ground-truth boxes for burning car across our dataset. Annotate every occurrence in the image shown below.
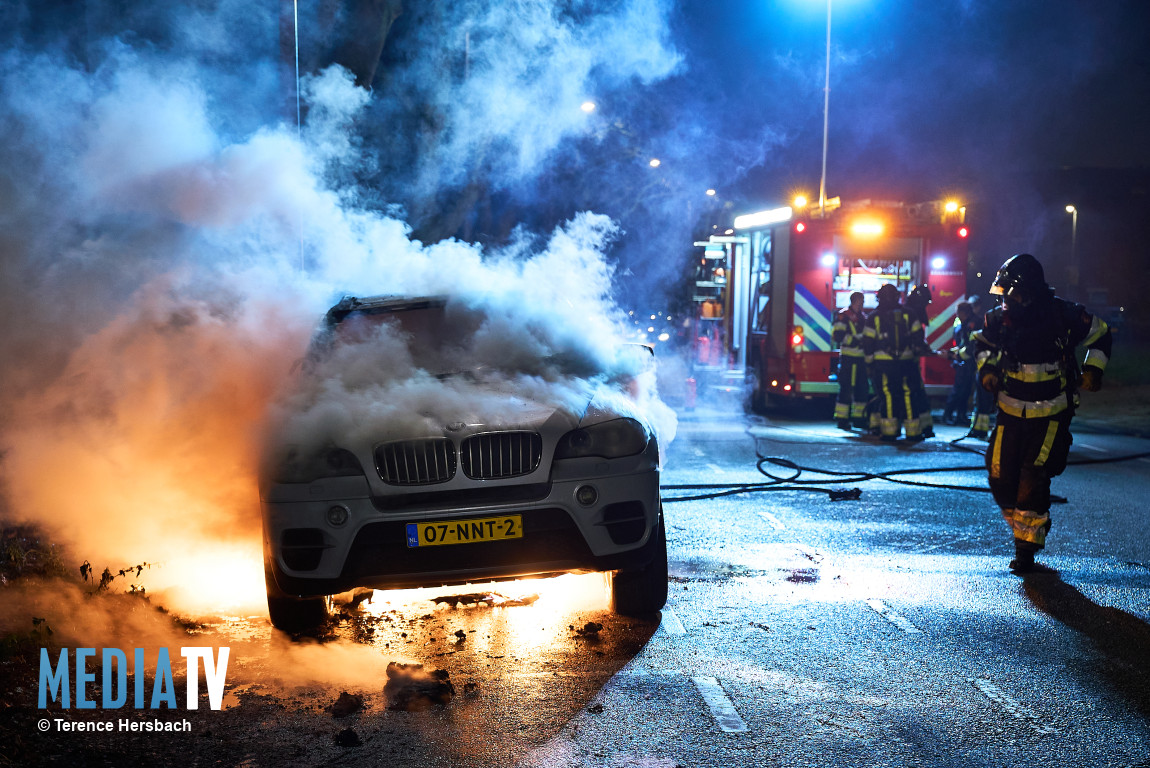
[260,295,667,630]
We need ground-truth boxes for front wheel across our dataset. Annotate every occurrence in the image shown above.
[608,512,668,616]
[265,564,331,632]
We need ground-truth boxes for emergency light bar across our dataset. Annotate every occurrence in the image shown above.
[849,219,884,237]
[733,206,793,230]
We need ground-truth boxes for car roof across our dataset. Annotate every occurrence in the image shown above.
[324,295,447,327]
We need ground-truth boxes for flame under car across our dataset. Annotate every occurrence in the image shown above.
[260,295,667,631]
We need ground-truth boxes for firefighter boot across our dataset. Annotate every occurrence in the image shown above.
[837,419,852,431]
[1009,540,1038,574]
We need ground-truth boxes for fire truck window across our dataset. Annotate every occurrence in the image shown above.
[831,258,917,308]
[752,234,771,333]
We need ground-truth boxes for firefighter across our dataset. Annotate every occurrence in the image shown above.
[863,283,923,441]
[903,284,936,438]
[832,291,869,430]
[942,302,976,425]
[972,254,1112,573]
[965,295,995,438]
[942,297,994,436]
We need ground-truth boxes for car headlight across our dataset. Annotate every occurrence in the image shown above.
[554,418,649,460]
[272,445,365,484]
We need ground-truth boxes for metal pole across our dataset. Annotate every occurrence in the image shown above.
[1070,209,1078,263]
[1070,208,1078,292]
[1066,205,1078,293]
[294,0,305,271]
[819,0,831,215]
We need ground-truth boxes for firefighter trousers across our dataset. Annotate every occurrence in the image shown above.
[986,410,1073,552]
[870,360,917,438]
[902,358,933,432]
[834,356,869,422]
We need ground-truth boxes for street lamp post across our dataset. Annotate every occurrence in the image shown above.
[1065,205,1078,291]
[818,0,832,215]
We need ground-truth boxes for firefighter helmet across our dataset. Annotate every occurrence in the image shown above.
[989,254,1047,300]
[876,283,900,305]
[908,284,932,307]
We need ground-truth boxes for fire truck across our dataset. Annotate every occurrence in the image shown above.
[690,197,970,410]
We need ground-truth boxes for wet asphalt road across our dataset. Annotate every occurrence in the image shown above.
[204,404,1150,768]
[526,407,1150,768]
[63,405,1145,767]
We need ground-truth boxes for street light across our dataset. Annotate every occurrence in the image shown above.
[818,0,832,215]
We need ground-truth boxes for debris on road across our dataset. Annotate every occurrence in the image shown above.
[573,621,603,638]
[384,662,456,710]
[329,691,364,718]
[333,727,362,747]
[432,592,540,608]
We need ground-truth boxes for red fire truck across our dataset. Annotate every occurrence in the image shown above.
[690,197,970,410]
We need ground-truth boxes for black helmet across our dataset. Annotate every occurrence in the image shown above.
[990,254,1047,301]
[908,284,932,306]
[876,283,900,305]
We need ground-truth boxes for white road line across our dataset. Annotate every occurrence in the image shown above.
[706,463,727,474]
[969,678,1059,735]
[865,599,923,634]
[660,607,686,636]
[691,676,748,733]
[757,511,786,530]
[1076,442,1107,453]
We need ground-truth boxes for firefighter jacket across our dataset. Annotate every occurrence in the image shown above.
[972,295,1111,418]
[832,307,866,358]
[863,304,925,363]
[951,315,981,363]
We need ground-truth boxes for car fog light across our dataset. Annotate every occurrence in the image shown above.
[326,504,350,526]
[575,485,598,507]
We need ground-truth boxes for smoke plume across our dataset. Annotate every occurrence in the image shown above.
[0,2,680,617]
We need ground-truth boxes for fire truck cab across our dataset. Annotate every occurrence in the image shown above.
[691,197,970,410]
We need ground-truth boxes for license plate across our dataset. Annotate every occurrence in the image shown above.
[406,515,523,548]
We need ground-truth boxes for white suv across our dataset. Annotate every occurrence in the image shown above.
[260,295,667,630]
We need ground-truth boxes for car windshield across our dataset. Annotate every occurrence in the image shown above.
[326,299,485,377]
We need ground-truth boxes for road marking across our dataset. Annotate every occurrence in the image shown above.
[706,463,727,474]
[969,678,1059,735]
[1076,441,1106,453]
[691,676,748,733]
[757,511,786,530]
[865,599,923,634]
[660,607,686,635]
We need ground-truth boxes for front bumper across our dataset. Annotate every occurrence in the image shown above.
[262,441,661,597]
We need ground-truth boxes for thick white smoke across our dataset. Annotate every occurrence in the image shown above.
[0,5,678,617]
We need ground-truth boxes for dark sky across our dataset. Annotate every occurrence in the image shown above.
[660,0,1150,202]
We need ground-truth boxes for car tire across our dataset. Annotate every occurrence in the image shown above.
[265,564,331,632]
[609,511,668,616]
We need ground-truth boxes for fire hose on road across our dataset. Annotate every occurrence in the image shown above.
[661,444,1150,504]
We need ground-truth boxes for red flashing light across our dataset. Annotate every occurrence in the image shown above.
[783,384,793,392]
[795,222,806,233]
[957,226,969,238]
[790,332,804,346]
